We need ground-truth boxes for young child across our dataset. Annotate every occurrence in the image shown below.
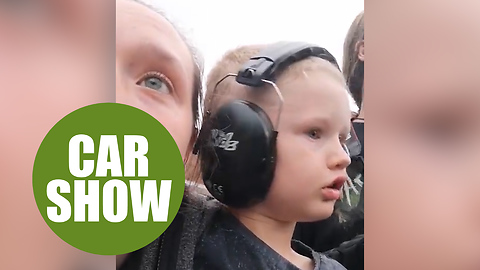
[294,11,365,270]
[192,43,352,270]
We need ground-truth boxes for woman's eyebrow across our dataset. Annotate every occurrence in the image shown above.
[129,41,192,99]
[133,42,183,70]
[126,41,187,86]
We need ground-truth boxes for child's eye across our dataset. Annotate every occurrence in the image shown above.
[137,72,172,94]
[307,129,322,140]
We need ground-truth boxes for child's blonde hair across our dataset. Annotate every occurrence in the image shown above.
[206,44,346,110]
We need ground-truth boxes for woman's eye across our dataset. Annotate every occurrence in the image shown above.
[137,73,171,93]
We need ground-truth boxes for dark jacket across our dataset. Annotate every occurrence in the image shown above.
[193,208,346,270]
[119,192,349,270]
[324,234,364,270]
[119,192,218,270]
[294,197,364,251]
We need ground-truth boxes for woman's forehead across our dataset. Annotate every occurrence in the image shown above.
[116,0,194,76]
[117,1,189,54]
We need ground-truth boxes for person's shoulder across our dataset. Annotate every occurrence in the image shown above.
[317,254,348,270]
[181,185,222,213]
[193,209,240,270]
[323,234,364,270]
[180,186,225,238]
[292,240,347,270]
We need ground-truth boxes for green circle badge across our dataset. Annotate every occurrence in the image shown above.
[32,103,185,255]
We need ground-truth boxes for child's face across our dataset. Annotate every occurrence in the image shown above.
[369,1,480,269]
[116,0,196,157]
[258,66,352,222]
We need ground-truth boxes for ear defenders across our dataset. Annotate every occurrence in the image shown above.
[193,42,340,208]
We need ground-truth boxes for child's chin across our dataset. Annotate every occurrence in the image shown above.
[298,201,336,222]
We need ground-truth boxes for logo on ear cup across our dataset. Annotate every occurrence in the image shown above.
[213,184,224,195]
[205,179,225,200]
[211,183,225,200]
[211,129,239,151]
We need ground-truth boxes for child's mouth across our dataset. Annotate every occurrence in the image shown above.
[321,176,347,201]
[326,176,347,190]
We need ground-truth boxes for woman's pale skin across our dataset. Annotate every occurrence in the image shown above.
[0,0,114,270]
[115,0,198,267]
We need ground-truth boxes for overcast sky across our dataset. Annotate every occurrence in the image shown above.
[154,0,364,75]
[149,0,363,111]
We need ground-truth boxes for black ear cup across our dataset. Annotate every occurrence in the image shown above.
[199,100,277,208]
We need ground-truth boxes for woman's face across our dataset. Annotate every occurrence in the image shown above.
[116,0,196,158]
[0,0,113,269]
[369,1,480,269]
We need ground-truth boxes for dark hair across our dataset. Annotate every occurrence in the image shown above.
[342,11,364,108]
[348,61,364,109]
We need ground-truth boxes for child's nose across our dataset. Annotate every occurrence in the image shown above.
[328,142,351,170]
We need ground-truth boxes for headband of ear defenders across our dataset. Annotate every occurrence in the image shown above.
[235,41,340,87]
